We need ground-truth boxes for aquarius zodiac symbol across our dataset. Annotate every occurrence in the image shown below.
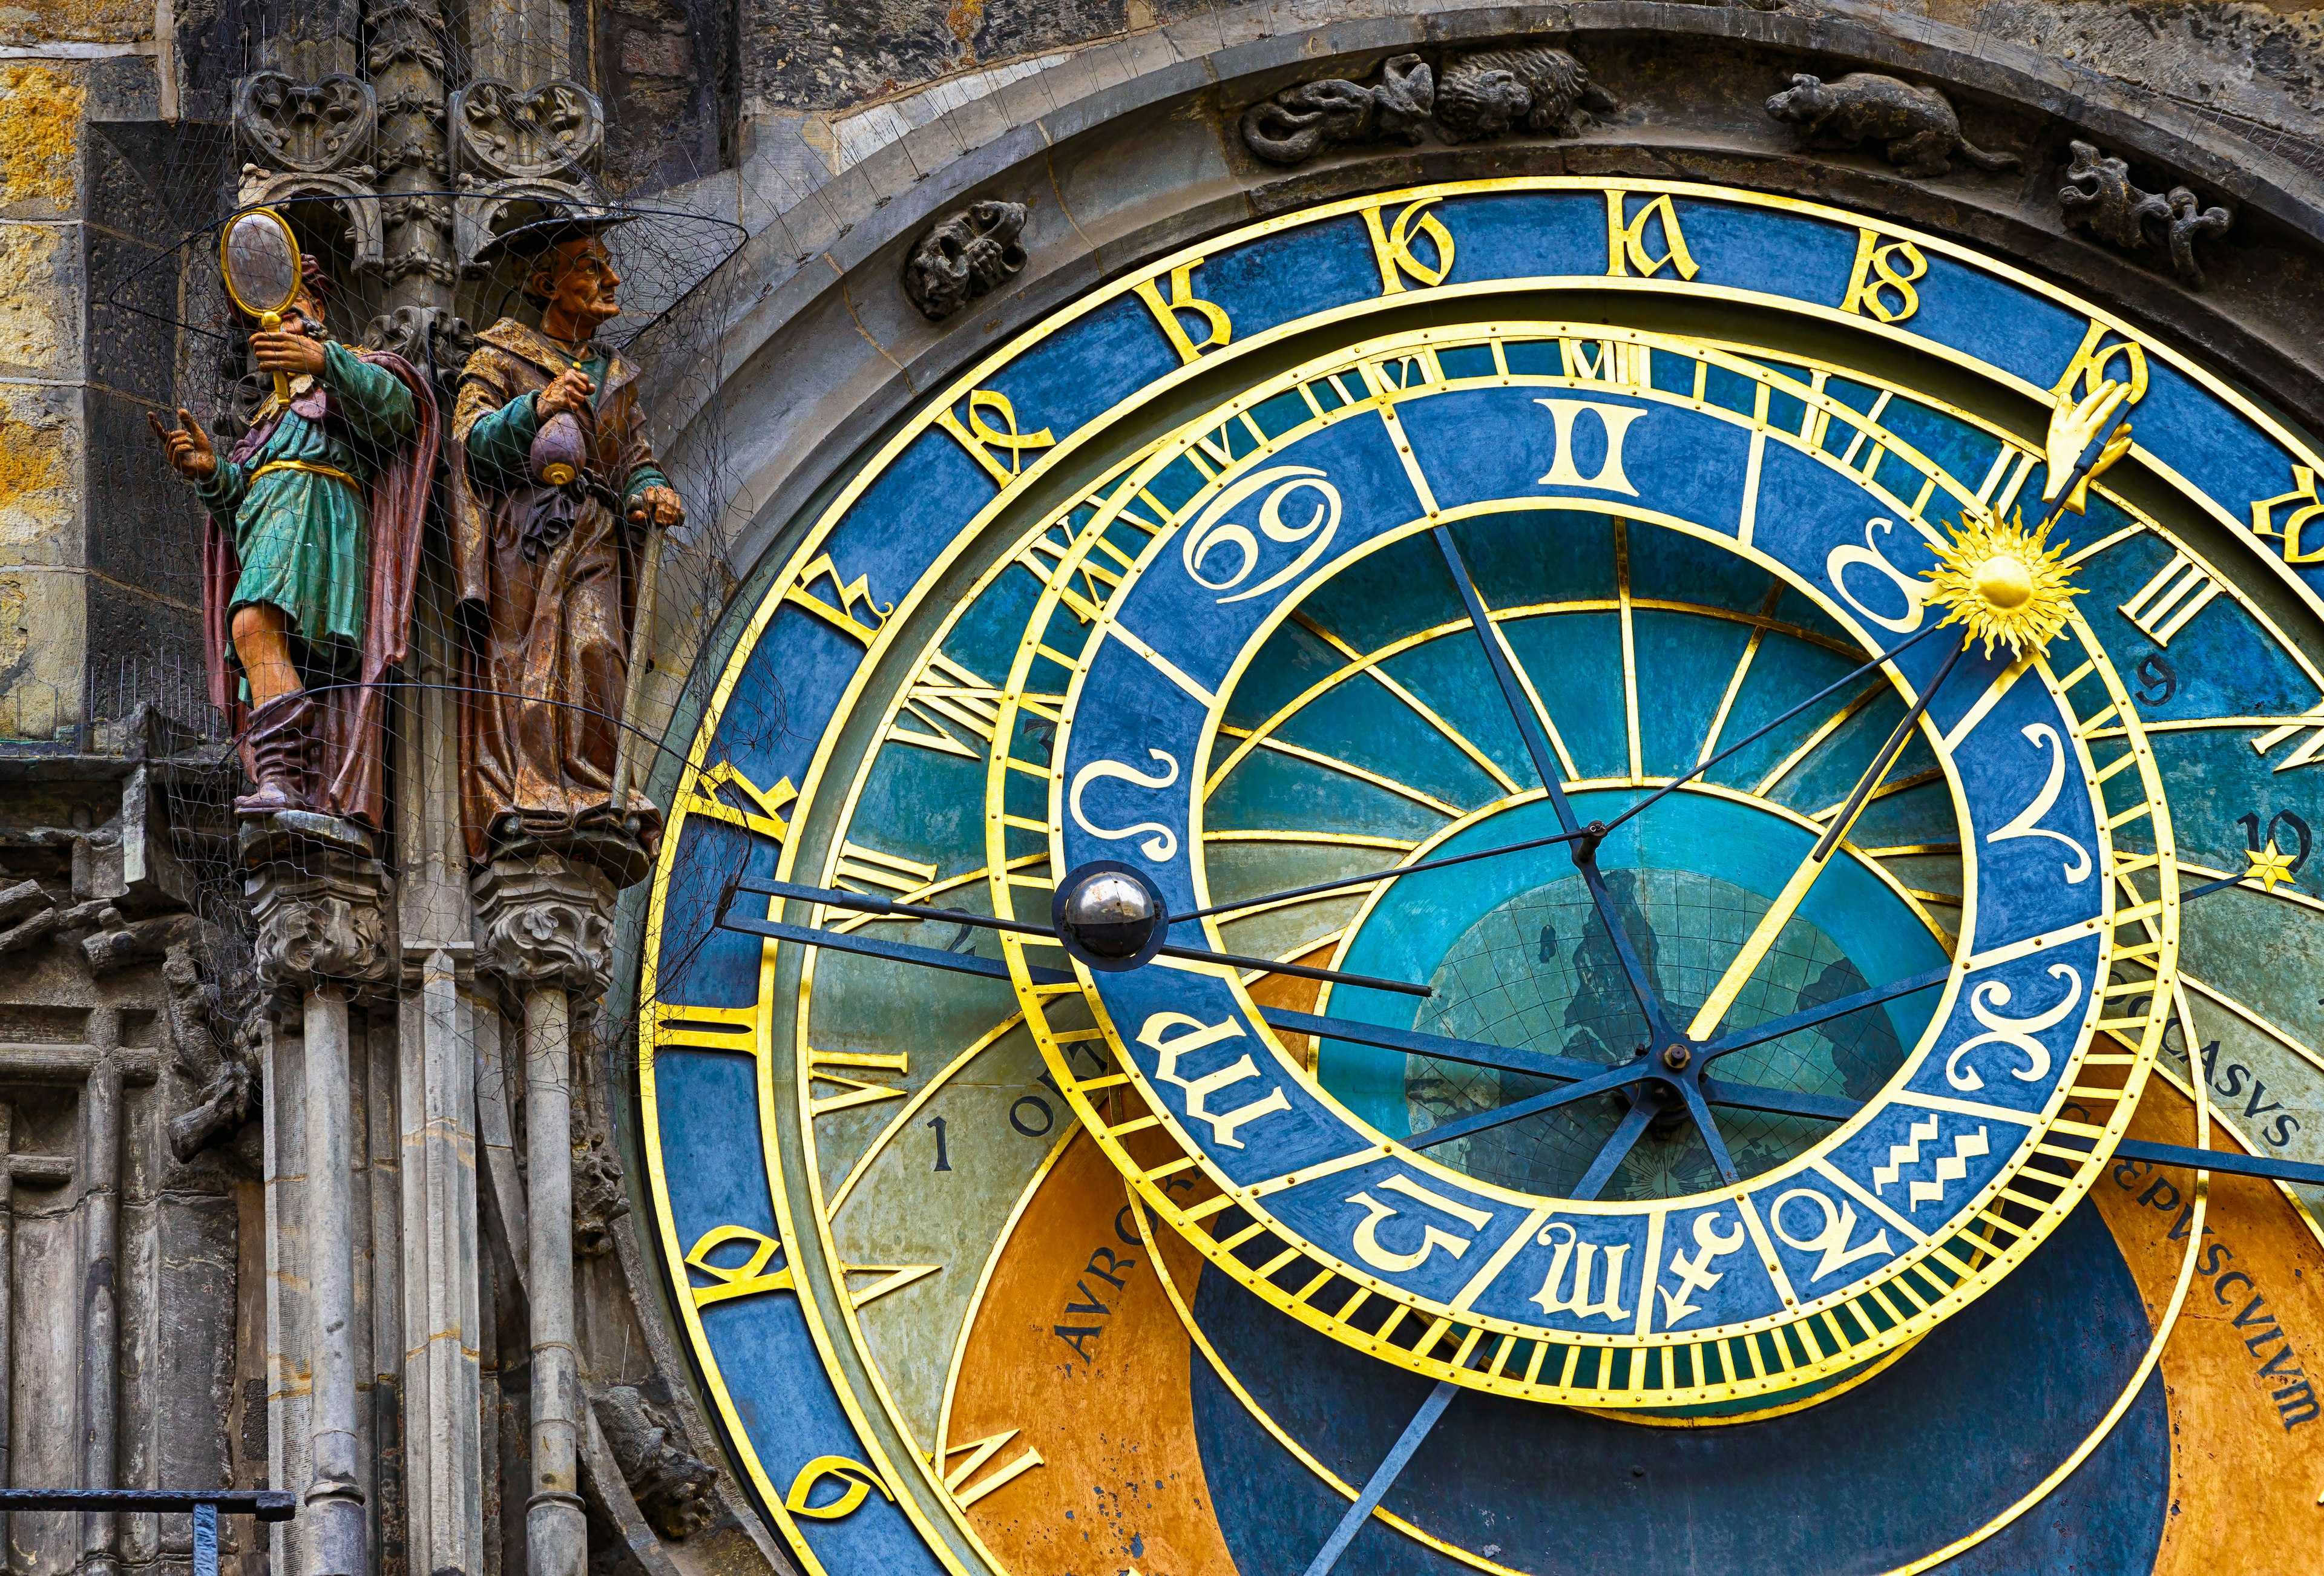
[1871,1116,1992,1212]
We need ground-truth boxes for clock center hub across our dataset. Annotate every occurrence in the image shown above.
[1321,787,1951,1200]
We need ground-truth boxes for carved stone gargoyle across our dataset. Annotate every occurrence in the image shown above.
[2060,140,2233,289]
[902,200,1030,321]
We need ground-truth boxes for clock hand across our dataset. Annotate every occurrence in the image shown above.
[1571,1103,1658,1201]
[1684,628,1972,1043]
[1170,620,1947,927]
[1698,964,1951,1059]
[720,875,1434,997]
[1434,525,1674,1038]
[1404,1059,1650,1151]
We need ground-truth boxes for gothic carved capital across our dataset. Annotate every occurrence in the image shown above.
[233,71,378,175]
[247,854,395,994]
[450,77,603,184]
[473,852,617,996]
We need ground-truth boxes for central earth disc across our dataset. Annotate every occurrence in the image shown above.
[1322,789,1951,1202]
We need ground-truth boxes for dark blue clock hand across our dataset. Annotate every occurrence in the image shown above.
[717,875,1434,996]
[1434,525,1676,1041]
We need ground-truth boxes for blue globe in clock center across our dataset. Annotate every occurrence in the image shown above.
[1316,788,1955,1201]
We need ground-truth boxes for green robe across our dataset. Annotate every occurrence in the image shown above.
[459,349,669,506]
[195,342,416,681]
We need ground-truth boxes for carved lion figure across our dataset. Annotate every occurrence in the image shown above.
[1434,47,1619,142]
[1764,73,2019,179]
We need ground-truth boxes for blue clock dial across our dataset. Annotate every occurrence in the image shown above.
[632,181,2324,1575]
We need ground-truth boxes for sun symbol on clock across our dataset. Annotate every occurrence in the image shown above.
[1922,508,2083,656]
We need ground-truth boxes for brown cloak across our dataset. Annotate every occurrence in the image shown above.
[201,350,440,829]
[448,318,665,864]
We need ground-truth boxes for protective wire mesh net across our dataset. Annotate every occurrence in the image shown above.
[70,13,753,1084]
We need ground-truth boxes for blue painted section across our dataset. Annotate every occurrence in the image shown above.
[1433,189,1607,283]
[1192,1197,2168,1575]
[1396,386,1754,536]
[1824,1103,2029,1225]
[1680,197,1862,306]
[654,1051,948,1574]
[1899,936,2104,1115]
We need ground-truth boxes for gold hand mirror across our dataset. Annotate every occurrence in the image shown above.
[219,208,303,405]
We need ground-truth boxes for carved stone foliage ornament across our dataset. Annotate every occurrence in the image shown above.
[447,77,607,272]
[1239,47,1616,166]
[1764,73,2020,179]
[233,71,378,174]
[450,78,604,182]
[473,853,616,996]
[902,200,1029,321]
[594,1387,717,1540]
[231,73,384,271]
[249,859,393,993]
[2060,140,2234,289]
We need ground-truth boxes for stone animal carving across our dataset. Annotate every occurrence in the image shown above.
[2060,140,2233,289]
[163,944,261,1163]
[1765,73,2019,179]
[596,1385,718,1538]
[902,200,1029,321]
[1240,53,1434,166]
[1434,47,1618,142]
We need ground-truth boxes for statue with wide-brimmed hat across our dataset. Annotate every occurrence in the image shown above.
[450,209,678,881]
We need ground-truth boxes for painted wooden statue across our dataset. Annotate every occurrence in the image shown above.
[151,249,439,826]
[450,222,681,865]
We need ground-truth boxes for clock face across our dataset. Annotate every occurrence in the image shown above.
[637,181,2324,1576]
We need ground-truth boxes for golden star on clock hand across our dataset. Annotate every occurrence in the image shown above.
[2245,838,2299,893]
[1685,629,1972,1043]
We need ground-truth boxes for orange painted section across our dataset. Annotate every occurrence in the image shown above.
[2091,1081,2324,1574]
[945,1126,1239,1575]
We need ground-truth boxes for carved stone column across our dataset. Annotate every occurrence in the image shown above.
[474,848,615,1576]
[249,843,393,1576]
[368,0,461,364]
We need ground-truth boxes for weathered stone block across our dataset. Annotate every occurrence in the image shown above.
[0,62,86,217]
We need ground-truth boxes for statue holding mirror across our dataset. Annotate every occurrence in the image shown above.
[448,212,677,878]
[150,208,441,831]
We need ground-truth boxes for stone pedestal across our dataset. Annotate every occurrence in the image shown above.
[473,845,618,1576]
[248,837,393,1576]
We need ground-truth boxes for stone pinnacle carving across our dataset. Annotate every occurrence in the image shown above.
[2060,140,2233,289]
[1764,73,2020,179]
[903,200,1029,321]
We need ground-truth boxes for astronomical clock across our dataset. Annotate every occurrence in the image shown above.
[635,180,2324,1574]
